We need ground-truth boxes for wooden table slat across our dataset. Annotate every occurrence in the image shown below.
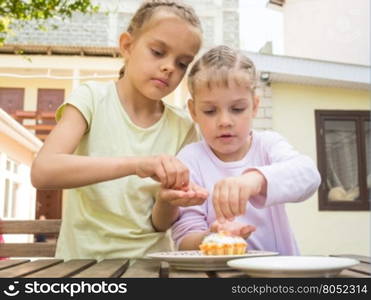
[0,259,30,271]
[25,259,97,278]
[0,243,56,257]
[121,259,161,278]
[0,259,62,278]
[214,270,248,278]
[0,220,61,234]
[168,269,210,278]
[330,254,371,264]
[338,269,371,278]
[73,259,129,278]
[348,263,371,276]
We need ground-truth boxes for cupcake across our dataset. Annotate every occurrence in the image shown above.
[199,232,247,255]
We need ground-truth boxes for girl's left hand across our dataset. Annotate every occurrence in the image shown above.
[210,220,256,239]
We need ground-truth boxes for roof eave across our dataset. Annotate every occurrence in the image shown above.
[247,51,370,90]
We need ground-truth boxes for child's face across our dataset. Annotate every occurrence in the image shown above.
[120,12,201,101]
[189,82,259,162]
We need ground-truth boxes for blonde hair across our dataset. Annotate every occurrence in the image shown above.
[188,45,257,97]
[119,0,202,78]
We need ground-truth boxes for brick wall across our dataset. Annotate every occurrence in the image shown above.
[255,82,273,131]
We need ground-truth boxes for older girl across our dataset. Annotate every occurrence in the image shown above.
[31,0,207,260]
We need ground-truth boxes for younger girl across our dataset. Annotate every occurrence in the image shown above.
[157,45,321,255]
[31,0,207,260]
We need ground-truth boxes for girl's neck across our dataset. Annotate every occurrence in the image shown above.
[116,78,164,128]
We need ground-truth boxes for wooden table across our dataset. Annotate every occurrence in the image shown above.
[0,254,369,278]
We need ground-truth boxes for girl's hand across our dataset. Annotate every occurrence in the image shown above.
[157,182,208,207]
[212,170,267,222]
[136,155,190,189]
[210,220,256,239]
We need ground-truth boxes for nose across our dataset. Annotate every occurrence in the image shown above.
[218,111,233,127]
[160,59,175,74]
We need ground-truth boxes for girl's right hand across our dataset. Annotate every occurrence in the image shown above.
[135,155,190,189]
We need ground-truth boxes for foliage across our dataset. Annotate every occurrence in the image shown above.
[0,0,99,45]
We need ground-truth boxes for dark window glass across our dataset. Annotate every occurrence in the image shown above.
[315,110,370,210]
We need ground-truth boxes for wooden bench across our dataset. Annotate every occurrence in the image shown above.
[0,219,61,257]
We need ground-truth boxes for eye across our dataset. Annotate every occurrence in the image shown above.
[178,61,188,70]
[203,109,216,115]
[231,107,246,113]
[151,48,163,57]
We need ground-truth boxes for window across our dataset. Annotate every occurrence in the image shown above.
[0,154,21,218]
[315,110,370,210]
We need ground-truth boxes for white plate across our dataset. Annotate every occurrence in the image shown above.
[227,256,360,277]
[146,250,279,271]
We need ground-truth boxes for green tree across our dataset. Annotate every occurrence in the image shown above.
[0,0,99,45]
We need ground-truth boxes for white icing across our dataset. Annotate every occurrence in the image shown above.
[202,233,246,245]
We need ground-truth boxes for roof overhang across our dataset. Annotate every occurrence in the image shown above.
[247,51,370,90]
[0,44,120,57]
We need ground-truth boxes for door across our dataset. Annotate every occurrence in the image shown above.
[37,89,64,112]
[37,88,64,130]
[0,88,24,115]
[36,89,65,220]
[36,190,62,219]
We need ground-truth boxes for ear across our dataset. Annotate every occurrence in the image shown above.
[252,95,260,118]
[187,98,197,122]
[119,32,134,60]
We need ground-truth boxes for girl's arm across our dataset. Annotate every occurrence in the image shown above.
[246,131,321,209]
[178,231,210,250]
[171,203,209,250]
[32,105,190,190]
[152,200,180,232]
[152,183,208,232]
[31,105,139,189]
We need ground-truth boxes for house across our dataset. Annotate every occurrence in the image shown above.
[265,0,370,256]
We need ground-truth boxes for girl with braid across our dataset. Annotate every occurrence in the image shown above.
[158,46,321,255]
[31,0,207,260]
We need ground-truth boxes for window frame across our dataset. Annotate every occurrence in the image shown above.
[0,153,22,219]
[315,110,370,211]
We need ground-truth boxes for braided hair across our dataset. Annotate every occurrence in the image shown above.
[187,45,257,96]
[118,0,202,78]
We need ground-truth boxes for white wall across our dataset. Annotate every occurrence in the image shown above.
[283,0,370,66]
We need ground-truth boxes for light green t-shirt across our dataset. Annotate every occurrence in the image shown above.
[55,81,198,260]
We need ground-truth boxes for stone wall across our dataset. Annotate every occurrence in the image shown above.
[6,0,239,50]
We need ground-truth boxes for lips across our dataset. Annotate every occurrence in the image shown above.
[152,78,169,87]
[216,134,236,143]
[218,133,235,138]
